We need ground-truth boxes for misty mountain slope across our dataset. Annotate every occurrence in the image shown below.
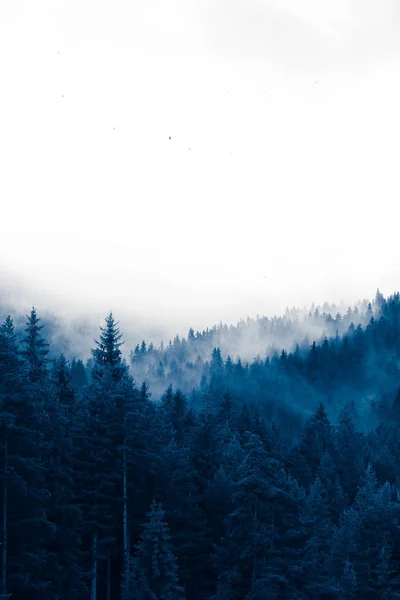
[126,292,384,400]
[1,289,392,425]
[3,294,400,598]
[2,287,397,428]
[107,289,400,438]
[0,289,375,368]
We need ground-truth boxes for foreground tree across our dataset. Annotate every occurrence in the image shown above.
[132,500,184,600]
[0,315,55,598]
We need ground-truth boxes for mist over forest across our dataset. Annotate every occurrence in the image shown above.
[0,287,391,422]
[3,288,400,598]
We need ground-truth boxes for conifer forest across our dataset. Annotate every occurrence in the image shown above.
[3,291,400,599]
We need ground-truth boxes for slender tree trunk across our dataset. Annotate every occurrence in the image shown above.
[91,532,97,600]
[123,443,129,574]
[270,502,275,551]
[1,434,8,600]
[106,555,111,600]
[252,492,258,591]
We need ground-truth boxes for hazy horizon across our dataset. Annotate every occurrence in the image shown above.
[0,266,387,355]
[1,1,400,328]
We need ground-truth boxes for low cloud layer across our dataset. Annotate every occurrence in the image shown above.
[205,0,400,72]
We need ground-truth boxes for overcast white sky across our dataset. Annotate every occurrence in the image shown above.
[1,0,400,332]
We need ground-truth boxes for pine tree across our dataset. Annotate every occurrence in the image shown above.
[158,434,212,600]
[161,389,188,443]
[301,476,333,596]
[52,354,75,408]
[0,315,55,598]
[22,307,49,383]
[354,468,399,596]
[73,365,127,599]
[335,406,365,503]
[330,464,400,597]
[0,316,20,600]
[217,391,233,426]
[292,403,333,489]
[210,348,224,380]
[70,357,88,390]
[91,313,125,381]
[339,560,357,599]
[317,452,345,524]
[133,500,184,600]
[214,432,278,599]
[45,354,86,599]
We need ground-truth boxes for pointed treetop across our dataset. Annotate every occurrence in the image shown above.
[22,307,49,383]
[0,315,17,351]
[92,312,125,377]
[0,316,20,380]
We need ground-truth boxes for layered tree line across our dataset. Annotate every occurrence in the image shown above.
[127,292,387,401]
[2,292,400,598]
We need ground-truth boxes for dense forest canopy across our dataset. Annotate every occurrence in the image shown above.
[2,290,400,598]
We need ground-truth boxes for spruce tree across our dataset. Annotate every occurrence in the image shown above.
[339,560,357,599]
[91,312,125,381]
[133,500,184,600]
[70,357,88,390]
[301,477,333,596]
[45,354,86,599]
[22,307,49,383]
[214,433,278,599]
[0,315,55,598]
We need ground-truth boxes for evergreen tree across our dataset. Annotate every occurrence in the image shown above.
[335,406,365,503]
[133,500,184,600]
[0,315,55,599]
[22,307,49,383]
[70,357,88,390]
[316,452,345,523]
[291,403,333,489]
[91,312,125,381]
[339,560,357,600]
[214,433,278,599]
[45,355,86,599]
[301,476,333,596]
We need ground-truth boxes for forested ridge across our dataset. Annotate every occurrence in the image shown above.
[2,291,400,598]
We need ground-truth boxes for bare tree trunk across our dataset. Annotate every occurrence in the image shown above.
[1,434,8,600]
[123,443,129,574]
[270,502,275,551]
[252,492,258,591]
[91,532,97,600]
[106,555,111,600]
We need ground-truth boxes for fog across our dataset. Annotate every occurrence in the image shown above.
[1,1,400,330]
[0,265,376,370]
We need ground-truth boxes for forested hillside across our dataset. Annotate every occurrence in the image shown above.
[2,292,400,598]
